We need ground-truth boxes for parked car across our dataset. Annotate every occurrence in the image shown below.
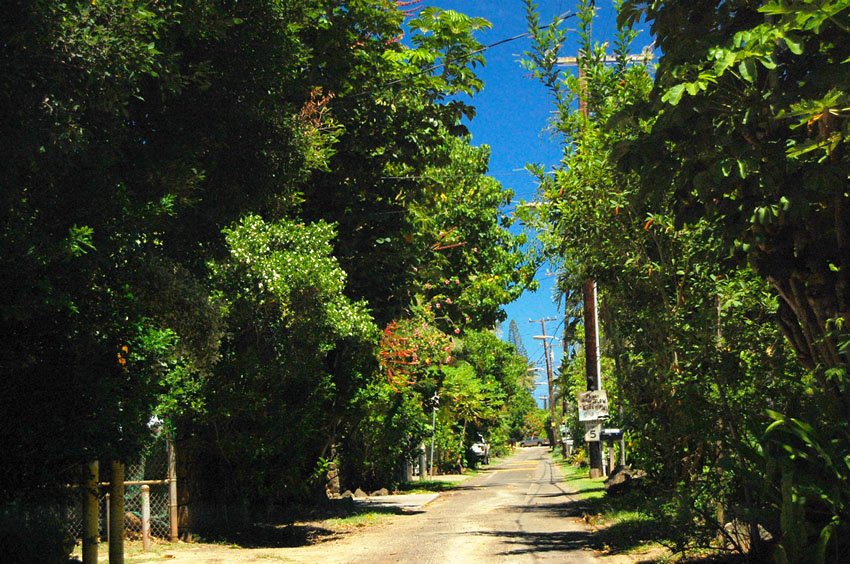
[470,434,490,464]
[520,437,545,447]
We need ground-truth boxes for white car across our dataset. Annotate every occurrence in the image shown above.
[470,436,490,464]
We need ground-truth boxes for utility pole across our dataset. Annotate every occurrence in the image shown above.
[583,279,605,478]
[429,393,439,477]
[557,50,653,479]
[531,317,559,449]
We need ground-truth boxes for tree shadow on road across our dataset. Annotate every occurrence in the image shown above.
[195,500,413,548]
[205,522,340,548]
[502,488,672,559]
[476,529,596,556]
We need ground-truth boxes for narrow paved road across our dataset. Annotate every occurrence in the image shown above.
[294,447,604,563]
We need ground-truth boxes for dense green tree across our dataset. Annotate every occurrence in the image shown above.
[619,0,850,378]
[616,1,850,559]
[408,134,536,333]
[0,0,537,552]
[524,0,817,558]
[298,6,493,326]
[183,216,376,518]
[459,330,536,447]
[1,0,184,501]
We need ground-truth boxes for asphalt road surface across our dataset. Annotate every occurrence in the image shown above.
[301,447,605,563]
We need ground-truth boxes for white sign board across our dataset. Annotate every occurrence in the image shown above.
[584,421,602,442]
[578,390,609,421]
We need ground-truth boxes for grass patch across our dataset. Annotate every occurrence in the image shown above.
[324,510,393,529]
[553,454,607,501]
[397,479,465,494]
[550,451,672,559]
[72,539,235,563]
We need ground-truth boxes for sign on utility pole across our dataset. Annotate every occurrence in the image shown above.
[584,422,602,442]
[579,390,607,446]
[578,390,609,422]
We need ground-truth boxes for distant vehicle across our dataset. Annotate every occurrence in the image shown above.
[520,437,545,447]
[470,434,490,464]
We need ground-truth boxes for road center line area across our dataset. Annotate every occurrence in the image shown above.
[276,447,607,563]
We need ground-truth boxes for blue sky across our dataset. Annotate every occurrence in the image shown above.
[422,1,652,404]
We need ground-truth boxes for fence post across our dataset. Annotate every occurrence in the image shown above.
[141,485,151,551]
[108,460,125,564]
[81,461,99,564]
[167,439,178,542]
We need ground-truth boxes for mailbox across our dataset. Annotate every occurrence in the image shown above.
[600,428,624,441]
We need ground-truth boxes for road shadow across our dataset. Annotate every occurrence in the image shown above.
[195,500,412,548]
[502,487,671,557]
[517,485,753,563]
[475,529,595,556]
[204,522,340,548]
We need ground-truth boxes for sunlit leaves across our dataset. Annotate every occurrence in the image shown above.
[217,214,377,340]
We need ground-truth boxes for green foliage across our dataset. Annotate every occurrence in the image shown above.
[619,0,850,375]
[190,215,377,504]
[0,500,74,564]
[524,0,832,559]
[0,0,536,546]
[408,135,536,333]
[1,0,315,505]
[764,400,850,563]
[615,0,850,559]
[343,379,430,489]
[521,408,550,440]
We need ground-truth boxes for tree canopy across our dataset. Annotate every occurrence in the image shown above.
[523,0,849,560]
[0,0,537,554]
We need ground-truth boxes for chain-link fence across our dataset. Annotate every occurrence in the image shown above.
[66,435,172,541]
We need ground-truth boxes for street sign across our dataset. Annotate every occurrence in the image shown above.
[578,390,609,421]
[584,422,602,442]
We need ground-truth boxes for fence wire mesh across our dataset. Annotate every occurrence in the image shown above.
[66,435,172,541]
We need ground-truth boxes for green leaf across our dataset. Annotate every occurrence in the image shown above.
[739,59,757,82]
[783,33,804,55]
[814,520,837,564]
[664,83,686,105]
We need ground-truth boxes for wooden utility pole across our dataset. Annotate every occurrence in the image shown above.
[167,439,179,542]
[582,279,605,478]
[109,460,125,564]
[531,317,559,448]
[557,50,653,479]
[81,461,99,564]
